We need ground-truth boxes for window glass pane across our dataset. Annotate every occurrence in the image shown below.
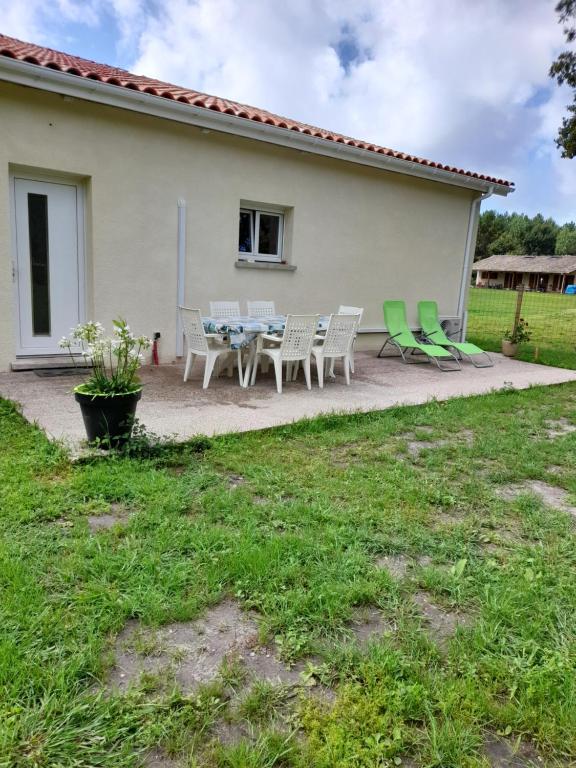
[258,213,280,255]
[27,193,51,336]
[239,210,253,253]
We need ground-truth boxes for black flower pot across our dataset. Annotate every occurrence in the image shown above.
[74,388,142,447]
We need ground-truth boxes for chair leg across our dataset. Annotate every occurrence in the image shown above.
[183,351,194,382]
[250,354,261,385]
[350,349,355,374]
[273,357,283,394]
[236,348,244,385]
[316,354,324,388]
[286,361,292,381]
[203,352,219,389]
[303,357,312,390]
[344,354,351,385]
[291,361,300,381]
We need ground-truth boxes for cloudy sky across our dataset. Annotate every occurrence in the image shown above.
[2,0,575,222]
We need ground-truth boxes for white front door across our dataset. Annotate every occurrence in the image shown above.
[13,178,83,355]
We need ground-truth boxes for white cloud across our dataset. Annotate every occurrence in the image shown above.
[1,0,574,220]
[0,0,100,41]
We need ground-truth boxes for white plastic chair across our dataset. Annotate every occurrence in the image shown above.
[337,305,364,374]
[208,301,245,381]
[179,307,236,389]
[312,314,358,387]
[247,300,276,317]
[209,301,241,318]
[250,315,319,393]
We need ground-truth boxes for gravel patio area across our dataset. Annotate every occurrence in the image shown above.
[1,351,575,448]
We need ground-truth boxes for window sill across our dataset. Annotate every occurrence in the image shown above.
[235,260,297,272]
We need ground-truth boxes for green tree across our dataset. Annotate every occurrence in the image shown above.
[476,211,561,258]
[556,222,576,253]
[488,230,521,255]
[474,210,509,260]
[523,216,559,254]
[550,0,576,158]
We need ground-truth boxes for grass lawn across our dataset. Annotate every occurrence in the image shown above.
[1,384,576,767]
[467,287,576,370]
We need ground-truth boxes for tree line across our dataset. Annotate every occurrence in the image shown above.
[474,211,576,261]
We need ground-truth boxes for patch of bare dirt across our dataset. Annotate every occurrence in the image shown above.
[375,554,412,578]
[142,748,181,768]
[480,528,525,556]
[106,599,259,695]
[88,503,130,532]
[87,502,131,532]
[433,510,463,527]
[241,647,306,686]
[406,439,449,457]
[544,418,576,439]
[403,429,474,459]
[106,599,334,704]
[88,514,128,532]
[165,465,187,476]
[228,474,245,488]
[329,443,368,469]
[497,480,576,518]
[375,554,433,579]
[348,606,396,645]
[483,733,545,767]
[413,592,472,649]
[546,465,564,476]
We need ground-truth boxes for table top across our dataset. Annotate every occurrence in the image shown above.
[202,314,329,348]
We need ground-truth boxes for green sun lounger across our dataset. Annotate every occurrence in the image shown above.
[378,301,461,371]
[418,301,493,368]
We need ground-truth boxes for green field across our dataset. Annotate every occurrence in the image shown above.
[2,385,576,767]
[467,287,576,369]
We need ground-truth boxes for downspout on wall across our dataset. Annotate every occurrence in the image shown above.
[457,185,497,340]
[176,199,186,358]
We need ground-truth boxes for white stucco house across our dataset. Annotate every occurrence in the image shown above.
[0,34,513,370]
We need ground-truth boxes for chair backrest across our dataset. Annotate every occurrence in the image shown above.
[418,301,449,343]
[179,307,209,353]
[280,315,319,360]
[247,300,276,317]
[209,301,240,318]
[383,301,417,345]
[322,313,359,356]
[338,305,364,324]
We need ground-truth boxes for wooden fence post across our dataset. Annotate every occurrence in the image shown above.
[513,285,524,336]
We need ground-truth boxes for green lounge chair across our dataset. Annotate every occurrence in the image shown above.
[378,301,461,371]
[418,301,493,368]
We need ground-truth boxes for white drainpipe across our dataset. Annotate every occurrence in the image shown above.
[457,185,497,340]
[176,199,186,357]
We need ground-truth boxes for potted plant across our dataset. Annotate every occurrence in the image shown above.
[59,319,151,447]
[502,317,531,357]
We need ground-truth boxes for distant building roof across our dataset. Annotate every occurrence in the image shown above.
[474,254,576,275]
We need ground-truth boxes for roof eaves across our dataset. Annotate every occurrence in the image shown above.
[0,39,514,195]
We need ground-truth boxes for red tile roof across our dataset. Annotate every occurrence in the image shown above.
[0,33,512,188]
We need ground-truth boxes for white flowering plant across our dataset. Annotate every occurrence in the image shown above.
[59,318,151,396]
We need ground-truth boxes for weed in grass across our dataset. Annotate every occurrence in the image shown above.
[237,681,291,725]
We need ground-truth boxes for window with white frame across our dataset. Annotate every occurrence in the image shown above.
[238,208,284,262]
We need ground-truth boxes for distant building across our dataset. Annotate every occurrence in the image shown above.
[473,255,576,292]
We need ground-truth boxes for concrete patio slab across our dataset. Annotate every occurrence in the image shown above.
[1,351,575,447]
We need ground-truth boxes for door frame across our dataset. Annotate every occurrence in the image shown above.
[10,169,87,357]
